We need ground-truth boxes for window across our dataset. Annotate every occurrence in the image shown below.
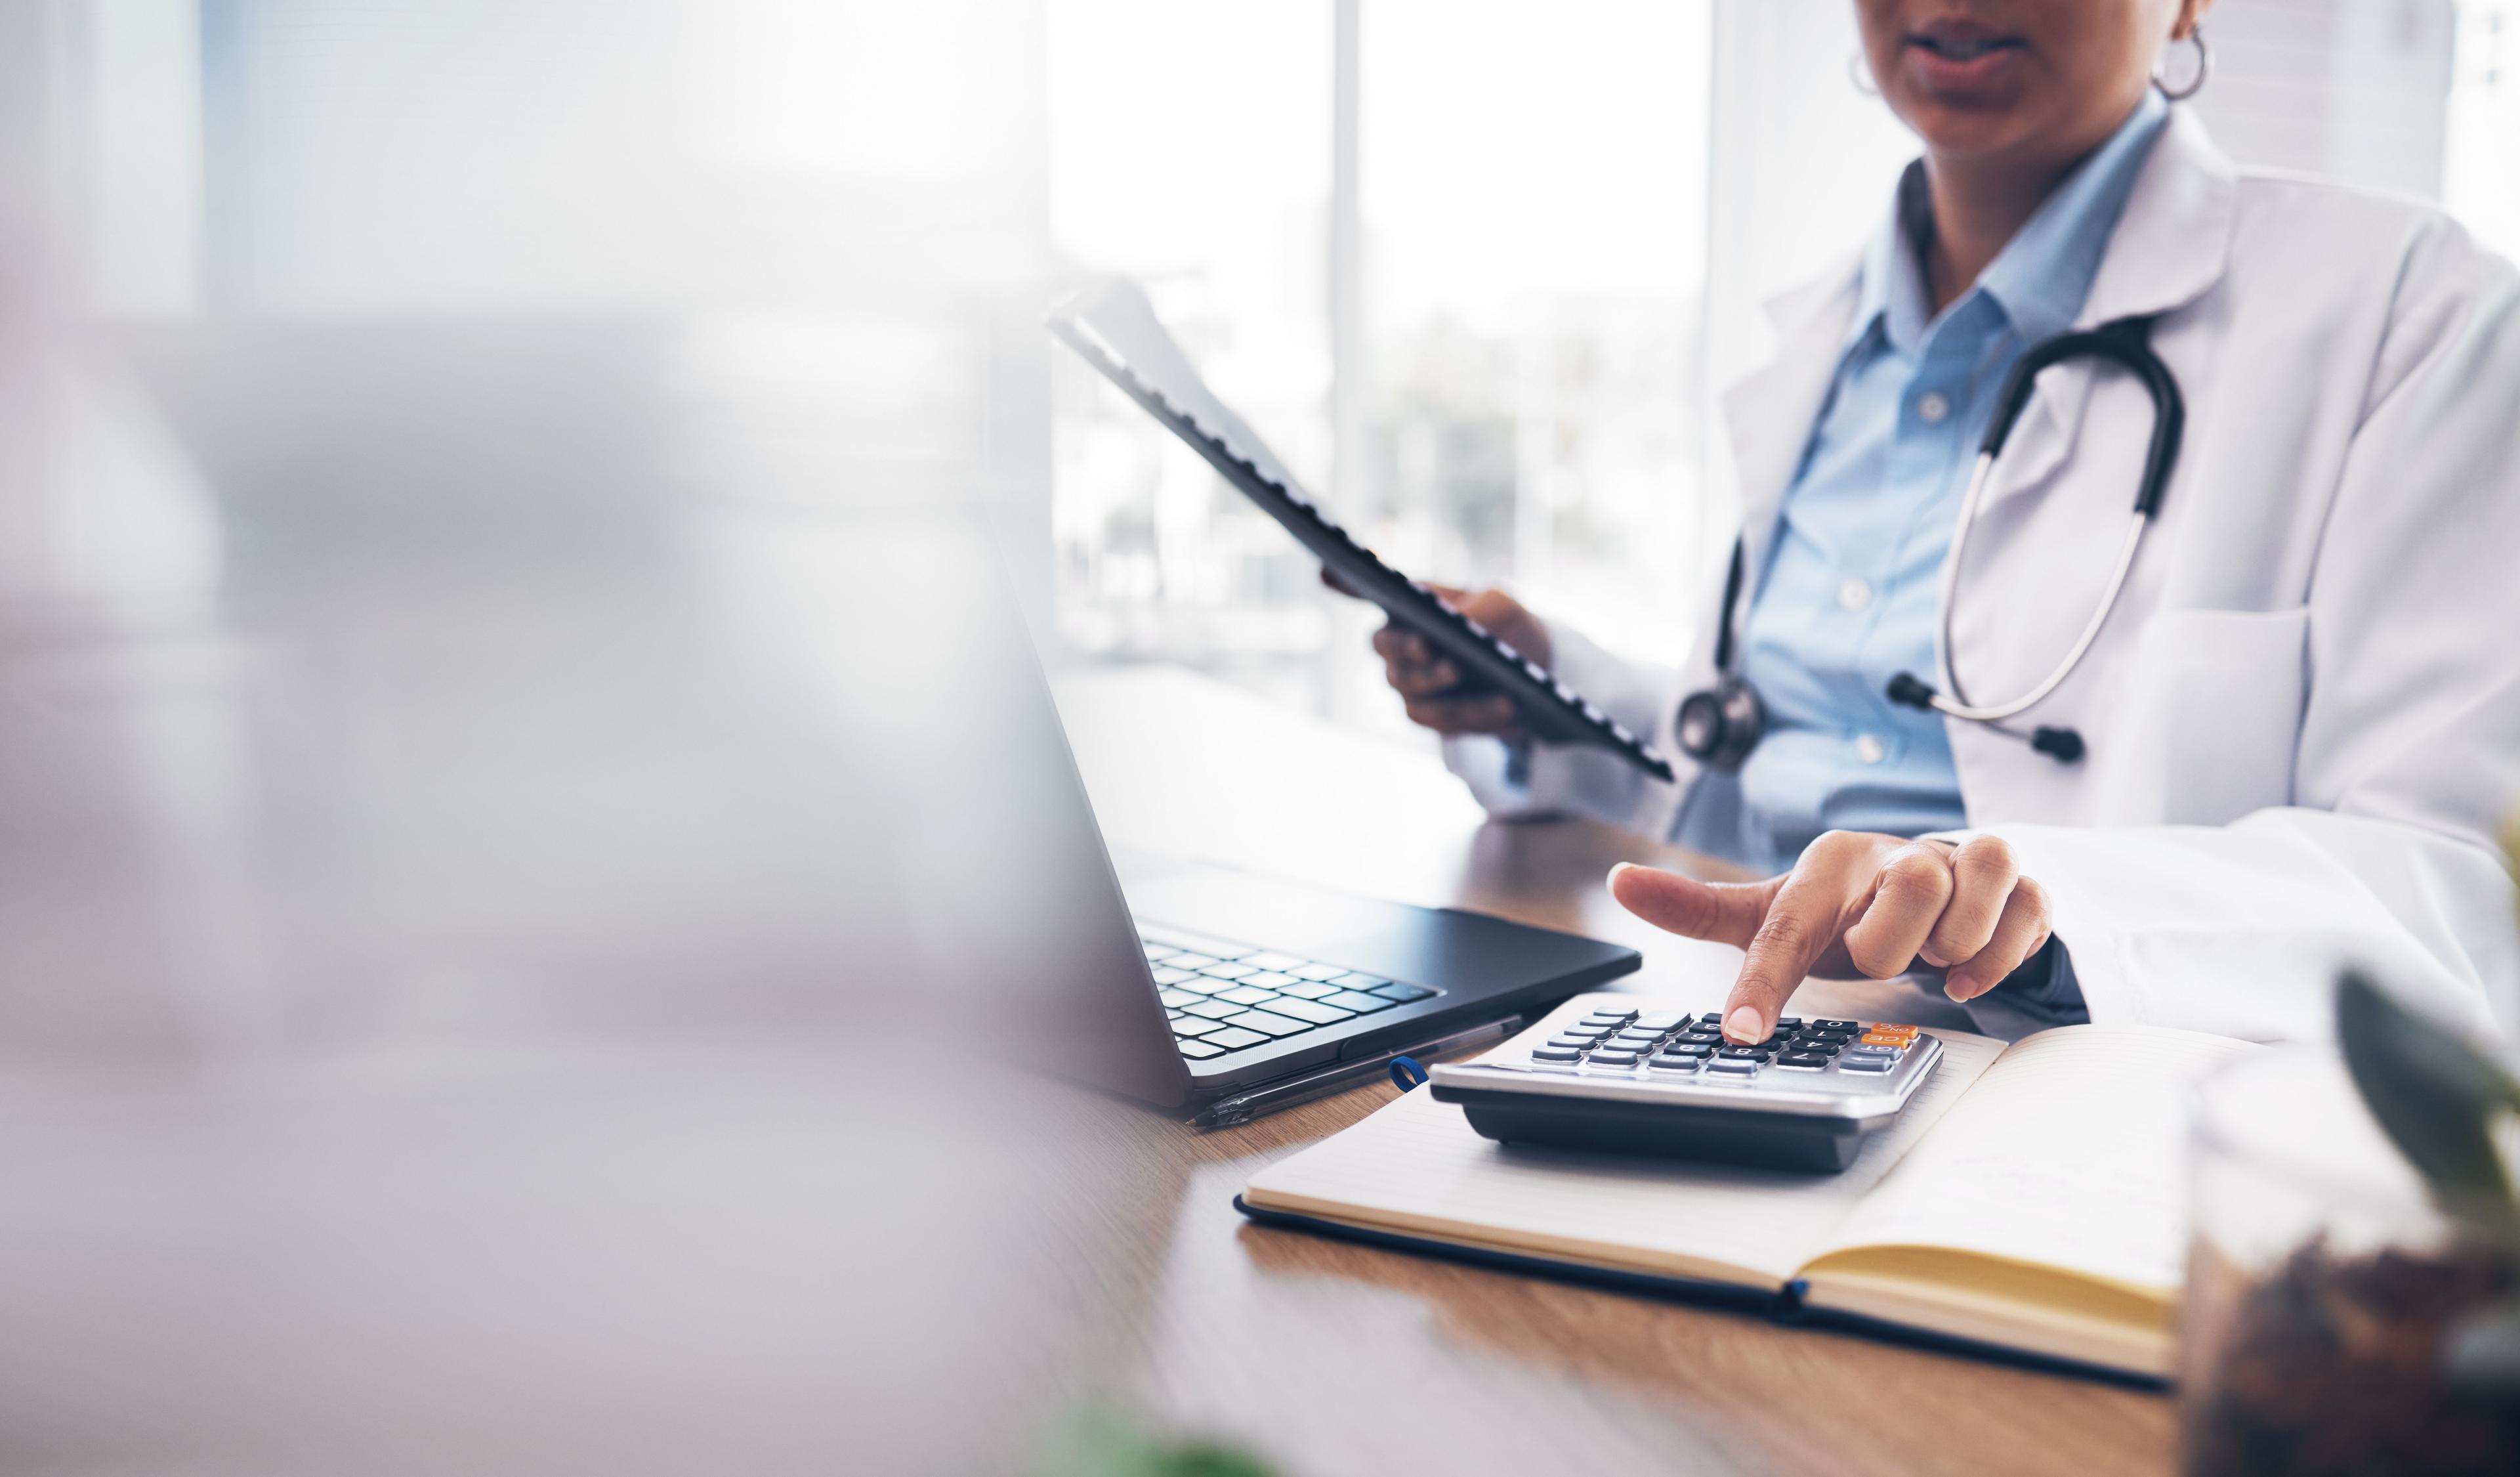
[1047,0,1714,735]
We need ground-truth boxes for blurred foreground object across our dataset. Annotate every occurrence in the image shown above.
[2178,974,2520,1475]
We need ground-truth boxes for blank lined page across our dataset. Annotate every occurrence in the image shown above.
[1244,1031,2007,1287]
[1822,1025,2261,1293]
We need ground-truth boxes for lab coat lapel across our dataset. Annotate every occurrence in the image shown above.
[1721,266,1861,580]
[1973,108,2241,513]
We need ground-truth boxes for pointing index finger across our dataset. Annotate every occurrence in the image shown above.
[1723,868,1849,1042]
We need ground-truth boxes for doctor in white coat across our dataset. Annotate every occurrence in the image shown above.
[1367,0,2520,1047]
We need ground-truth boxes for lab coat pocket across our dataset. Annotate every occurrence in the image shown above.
[2098,607,2309,826]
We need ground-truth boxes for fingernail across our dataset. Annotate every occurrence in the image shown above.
[1606,862,1635,889]
[1920,947,1949,968]
[1725,1006,1764,1042]
[1943,979,1974,1002]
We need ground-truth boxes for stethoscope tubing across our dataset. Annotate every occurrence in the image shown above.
[1923,315,2182,722]
[1678,314,2183,770]
[1927,461,2149,722]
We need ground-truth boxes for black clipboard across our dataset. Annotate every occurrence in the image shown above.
[1048,282,1674,782]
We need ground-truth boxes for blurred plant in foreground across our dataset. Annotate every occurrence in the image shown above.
[1059,1410,1278,1477]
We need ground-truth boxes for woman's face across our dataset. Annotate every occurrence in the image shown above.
[1853,1,2202,168]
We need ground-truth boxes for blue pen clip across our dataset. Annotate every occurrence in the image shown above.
[1389,1055,1430,1092]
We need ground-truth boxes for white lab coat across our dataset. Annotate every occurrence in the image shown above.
[1446,108,2520,1042]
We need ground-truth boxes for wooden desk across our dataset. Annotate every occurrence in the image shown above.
[1049,664,2174,1477]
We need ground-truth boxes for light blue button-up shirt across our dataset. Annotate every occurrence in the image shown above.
[1710,91,2170,874]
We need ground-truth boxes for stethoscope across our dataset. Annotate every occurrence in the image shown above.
[1676,314,2184,771]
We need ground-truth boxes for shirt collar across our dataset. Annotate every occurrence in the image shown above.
[1845,88,2173,354]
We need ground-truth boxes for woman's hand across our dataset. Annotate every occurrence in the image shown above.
[1608,832,2051,1044]
[1339,575,1549,737]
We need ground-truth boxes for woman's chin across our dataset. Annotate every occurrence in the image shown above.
[1895,101,2048,160]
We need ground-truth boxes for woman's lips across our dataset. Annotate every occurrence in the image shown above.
[1901,33,2027,91]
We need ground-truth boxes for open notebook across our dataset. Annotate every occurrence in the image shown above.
[1239,995,2261,1382]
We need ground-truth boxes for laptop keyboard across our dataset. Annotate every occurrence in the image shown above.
[1141,927,1440,1060]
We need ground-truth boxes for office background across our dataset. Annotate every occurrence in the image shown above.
[25,0,2520,731]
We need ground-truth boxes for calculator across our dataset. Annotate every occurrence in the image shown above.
[1427,996,1943,1172]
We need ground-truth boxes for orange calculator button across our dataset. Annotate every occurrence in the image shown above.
[1859,1029,1918,1048]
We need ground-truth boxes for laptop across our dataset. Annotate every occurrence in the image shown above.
[119,320,1638,1124]
[864,509,1643,1121]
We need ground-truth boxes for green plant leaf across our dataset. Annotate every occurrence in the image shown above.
[2335,970,2520,1236]
[1063,1411,1278,1477]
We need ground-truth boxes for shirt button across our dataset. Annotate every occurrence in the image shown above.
[1854,734,1887,765]
[1837,578,1872,611]
[1916,390,1952,424]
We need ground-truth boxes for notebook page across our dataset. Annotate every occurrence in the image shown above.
[1244,1029,2007,1287]
[1816,1024,2261,1293]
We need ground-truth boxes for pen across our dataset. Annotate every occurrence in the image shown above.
[1190,1016,1523,1131]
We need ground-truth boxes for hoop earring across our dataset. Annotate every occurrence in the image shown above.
[1847,47,1879,96]
[2154,25,2211,101]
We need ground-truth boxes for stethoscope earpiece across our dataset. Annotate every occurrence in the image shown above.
[1675,315,2181,774]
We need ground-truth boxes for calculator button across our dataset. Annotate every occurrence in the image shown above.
[1717,1046,1767,1060]
[1372,983,1438,1003]
[1675,1031,1722,1047]
[1612,1030,1665,1046]
[1202,1027,1269,1050]
[1633,1011,1688,1031]
[1793,1041,1843,1058]
[1179,1038,1225,1059]
[1217,986,1283,1006]
[1698,1012,1725,1025]
[1185,999,1246,1020]
[1268,997,1358,1025]
[1778,1052,1833,1069]
[1708,1060,1759,1075]
[1586,1049,1642,1067]
[1773,1017,1803,1030]
[1648,1056,1702,1073]
[1815,1019,1860,1031]
[1531,1046,1584,1063]
[1658,1042,1713,1060]
[1859,1031,1915,1049]
[1223,1010,1312,1038]
[1321,990,1396,1013]
[1275,981,1340,1000]
[1550,1032,1603,1049]
[1839,1056,1895,1073]
[1583,1008,1639,1024]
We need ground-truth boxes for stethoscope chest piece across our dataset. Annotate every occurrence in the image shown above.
[1675,675,1765,772]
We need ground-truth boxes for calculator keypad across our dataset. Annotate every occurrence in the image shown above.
[1530,1006,1920,1082]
